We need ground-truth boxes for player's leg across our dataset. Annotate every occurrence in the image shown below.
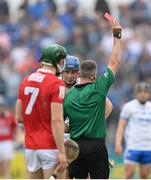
[0,157,11,178]
[86,139,109,179]
[124,149,139,178]
[68,155,88,179]
[3,159,12,178]
[0,161,2,175]
[139,150,151,179]
[139,164,150,179]
[0,141,14,178]
[27,169,43,179]
[0,160,11,178]
[43,168,56,179]
[124,163,136,179]
[25,149,43,179]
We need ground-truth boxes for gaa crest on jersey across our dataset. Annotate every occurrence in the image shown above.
[59,86,66,99]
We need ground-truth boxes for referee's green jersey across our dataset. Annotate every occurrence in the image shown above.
[64,67,115,139]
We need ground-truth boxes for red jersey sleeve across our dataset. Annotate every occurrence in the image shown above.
[51,80,66,104]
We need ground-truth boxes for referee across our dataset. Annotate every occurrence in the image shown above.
[63,19,122,179]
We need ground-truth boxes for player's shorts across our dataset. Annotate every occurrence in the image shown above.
[0,140,14,161]
[69,138,109,179]
[25,149,59,172]
[124,149,151,164]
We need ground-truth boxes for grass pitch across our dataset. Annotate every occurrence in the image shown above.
[10,151,151,179]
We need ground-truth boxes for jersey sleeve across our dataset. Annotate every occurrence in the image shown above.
[51,80,66,104]
[96,67,115,96]
[120,103,131,121]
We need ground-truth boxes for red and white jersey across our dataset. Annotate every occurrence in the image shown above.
[18,68,66,149]
[0,111,17,141]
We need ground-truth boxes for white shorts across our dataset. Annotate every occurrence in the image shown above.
[0,140,14,161]
[25,149,59,172]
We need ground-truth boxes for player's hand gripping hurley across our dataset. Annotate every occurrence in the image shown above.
[50,139,79,179]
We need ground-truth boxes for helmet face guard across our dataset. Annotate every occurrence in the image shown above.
[63,55,80,71]
[40,44,67,72]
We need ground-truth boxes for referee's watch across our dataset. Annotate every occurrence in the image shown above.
[113,32,122,39]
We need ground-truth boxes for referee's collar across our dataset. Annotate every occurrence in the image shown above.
[75,82,92,88]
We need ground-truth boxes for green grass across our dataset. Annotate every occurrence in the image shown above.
[110,163,125,179]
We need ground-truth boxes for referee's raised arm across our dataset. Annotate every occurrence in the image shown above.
[108,20,122,75]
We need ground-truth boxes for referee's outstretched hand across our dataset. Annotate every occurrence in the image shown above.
[112,20,122,32]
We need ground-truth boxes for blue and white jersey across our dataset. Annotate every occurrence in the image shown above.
[120,99,151,150]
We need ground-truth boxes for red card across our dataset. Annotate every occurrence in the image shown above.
[104,12,115,23]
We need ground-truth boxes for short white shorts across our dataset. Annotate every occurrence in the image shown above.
[25,149,59,172]
[0,140,14,161]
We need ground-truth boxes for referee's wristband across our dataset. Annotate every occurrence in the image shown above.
[113,32,122,39]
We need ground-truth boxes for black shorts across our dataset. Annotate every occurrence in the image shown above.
[69,138,109,179]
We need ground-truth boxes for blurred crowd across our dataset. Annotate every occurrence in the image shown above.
[0,0,151,147]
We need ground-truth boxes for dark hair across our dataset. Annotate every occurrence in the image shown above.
[80,60,97,80]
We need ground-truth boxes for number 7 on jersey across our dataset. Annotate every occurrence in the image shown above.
[24,87,39,115]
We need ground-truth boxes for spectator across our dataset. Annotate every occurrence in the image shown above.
[129,0,150,26]
[0,73,7,96]
[0,0,9,23]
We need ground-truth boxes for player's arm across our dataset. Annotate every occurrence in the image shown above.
[11,114,18,140]
[15,99,23,123]
[51,102,67,169]
[108,20,122,75]
[105,97,113,119]
[115,118,127,155]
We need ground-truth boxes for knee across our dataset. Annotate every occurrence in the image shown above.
[140,172,149,179]
[125,170,134,179]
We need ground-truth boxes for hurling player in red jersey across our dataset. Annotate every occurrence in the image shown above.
[0,95,17,179]
[15,44,68,179]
